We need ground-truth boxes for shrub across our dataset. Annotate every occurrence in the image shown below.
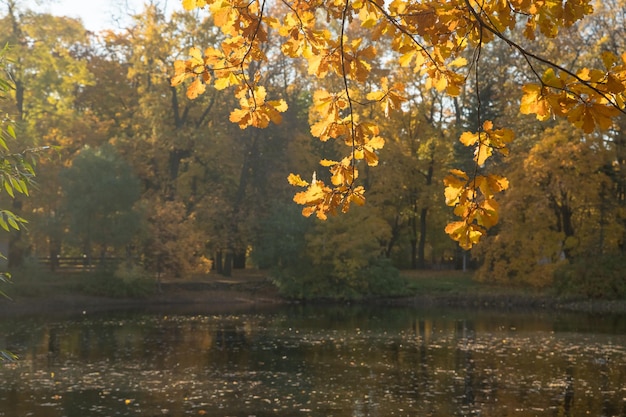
[271,258,405,301]
[554,255,626,300]
[78,264,155,298]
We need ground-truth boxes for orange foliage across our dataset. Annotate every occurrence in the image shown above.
[171,0,626,248]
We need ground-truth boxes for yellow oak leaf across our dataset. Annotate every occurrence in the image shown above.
[171,71,190,87]
[459,131,478,146]
[443,172,467,206]
[601,51,619,69]
[293,181,325,206]
[520,84,552,120]
[367,136,385,149]
[182,0,206,10]
[399,50,416,67]
[475,140,493,166]
[319,159,339,167]
[444,221,485,250]
[476,174,509,199]
[186,78,206,99]
[348,186,366,206]
[363,148,379,166]
[366,89,385,102]
[269,99,288,113]
[448,56,467,67]
[214,73,240,90]
[287,173,308,187]
[188,47,204,67]
[605,73,625,94]
[475,199,499,228]
[229,108,251,128]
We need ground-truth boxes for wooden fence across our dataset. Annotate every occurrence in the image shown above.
[38,257,124,272]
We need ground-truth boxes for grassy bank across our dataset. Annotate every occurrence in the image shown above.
[1,267,625,315]
[398,269,626,314]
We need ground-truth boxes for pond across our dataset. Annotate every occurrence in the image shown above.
[0,304,624,417]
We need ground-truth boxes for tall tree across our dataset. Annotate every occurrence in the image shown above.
[367,71,455,268]
[0,4,95,264]
[0,43,35,279]
[474,123,616,286]
[59,145,141,263]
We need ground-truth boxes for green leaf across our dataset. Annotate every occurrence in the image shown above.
[3,180,14,198]
[18,179,29,196]
[0,350,18,361]
[0,216,9,232]
[7,215,19,230]
[9,177,22,194]
[6,124,15,139]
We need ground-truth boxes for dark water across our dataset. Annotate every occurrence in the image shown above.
[0,305,624,417]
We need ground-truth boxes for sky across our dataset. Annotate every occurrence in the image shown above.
[27,0,180,32]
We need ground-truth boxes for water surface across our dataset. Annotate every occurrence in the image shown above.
[0,305,624,416]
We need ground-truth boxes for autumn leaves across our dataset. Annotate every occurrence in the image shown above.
[171,0,626,249]
[520,56,626,133]
[443,121,514,248]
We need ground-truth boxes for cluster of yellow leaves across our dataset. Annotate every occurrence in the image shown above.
[287,173,365,220]
[230,86,288,129]
[443,169,509,250]
[459,121,515,166]
[520,53,626,133]
[438,119,514,249]
[172,0,626,248]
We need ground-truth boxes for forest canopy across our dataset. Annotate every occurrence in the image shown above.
[172,0,626,249]
[0,0,624,299]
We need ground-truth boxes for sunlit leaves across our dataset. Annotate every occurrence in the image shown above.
[459,121,515,166]
[175,0,626,247]
[186,79,207,99]
[520,65,625,132]
[366,77,407,117]
[444,221,485,251]
[287,173,308,188]
[182,0,207,10]
[229,86,288,129]
[310,90,350,141]
[444,170,509,249]
[0,210,27,232]
[290,172,366,220]
[0,45,36,237]
[446,121,512,248]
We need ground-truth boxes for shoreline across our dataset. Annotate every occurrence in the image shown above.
[1,273,625,317]
[384,294,626,314]
[2,291,626,319]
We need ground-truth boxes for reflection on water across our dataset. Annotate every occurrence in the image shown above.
[0,306,625,417]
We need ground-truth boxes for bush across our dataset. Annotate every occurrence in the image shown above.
[259,205,408,301]
[554,255,626,300]
[78,264,156,298]
[271,258,406,301]
[360,258,406,297]
[5,257,60,297]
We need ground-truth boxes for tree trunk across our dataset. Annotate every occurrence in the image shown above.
[223,251,233,277]
[384,215,402,258]
[417,207,428,269]
[8,200,23,268]
[49,239,61,272]
[410,201,418,269]
[215,250,223,274]
[8,231,23,268]
[410,239,418,270]
[233,250,246,269]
